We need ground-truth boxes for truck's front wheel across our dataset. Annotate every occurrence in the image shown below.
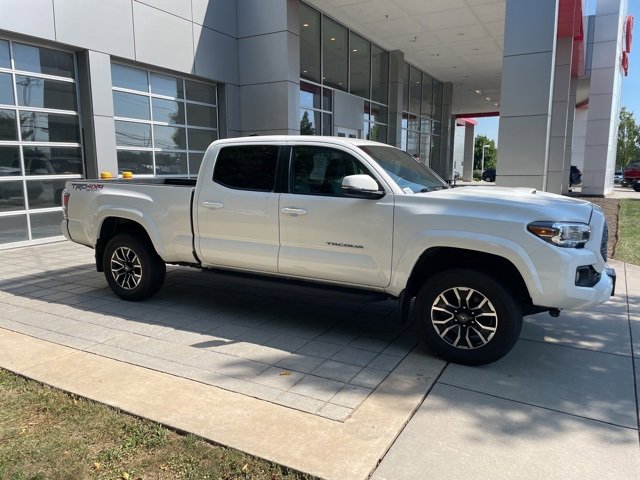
[415,269,522,365]
[103,234,166,301]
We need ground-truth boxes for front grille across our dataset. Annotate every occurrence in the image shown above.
[601,221,608,261]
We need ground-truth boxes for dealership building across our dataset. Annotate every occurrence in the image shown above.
[0,0,631,247]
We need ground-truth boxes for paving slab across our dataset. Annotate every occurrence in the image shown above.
[371,384,640,480]
[439,339,637,428]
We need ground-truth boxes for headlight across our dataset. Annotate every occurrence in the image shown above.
[527,221,590,248]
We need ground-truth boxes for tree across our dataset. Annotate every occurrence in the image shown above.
[617,107,640,168]
[474,135,497,171]
[299,111,315,135]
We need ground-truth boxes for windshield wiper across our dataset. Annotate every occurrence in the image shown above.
[419,187,431,193]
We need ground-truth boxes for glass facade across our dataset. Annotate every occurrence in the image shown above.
[401,62,443,167]
[0,39,82,247]
[299,3,389,141]
[111,63,218,177]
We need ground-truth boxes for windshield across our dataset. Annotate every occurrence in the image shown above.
[359,145,449,193]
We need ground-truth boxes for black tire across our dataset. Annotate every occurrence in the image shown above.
[103,234,166,301]
[415,269,522,365]
[633,183,640,192]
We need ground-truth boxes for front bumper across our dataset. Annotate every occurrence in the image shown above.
[605,267,616,296]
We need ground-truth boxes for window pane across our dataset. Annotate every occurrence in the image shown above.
[156,152,187,175]
[322,113,331,136]
[0,214,28,242]
[20,112,80,143]
[113,91,150,120]
[0,73,14,105]
[349,32,370,98]
[15,76,77,110]
[368,123,387,142]
[419,134,431,164]
[188,152,204,176]
[300,82,321,110]
[299,109,319,135]
[421,74,434,117]
[26,179,66,208]
[187,103,217,128]
[152,98,184,124]
[213,146,278,191]
[322,17,348,90]
[430,135,441,166]
[111,64,148,92]
[0,109,17,140]
[0,146,21,175]
[23,147,82,175]
[116,150,153,174]
[407,131,419,156]
[0,181,25,211]
[0,40,9,68]
[371,45,388,104]
[185,80,216,104]
[30,210,63,239]
[13,43,75,79]
[150,73,183,98]
[322,88,332,111]
[115,120,152,147]
[154,125,186,150]
[370,103,387,124]
[187,128,217,150]
[409,66,421,114]
[433,81,443,120]
[300,3,321,82]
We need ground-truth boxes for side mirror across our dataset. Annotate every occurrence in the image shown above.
[341,175,385,199]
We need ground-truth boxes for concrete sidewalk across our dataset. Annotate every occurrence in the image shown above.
[0,241,638,479]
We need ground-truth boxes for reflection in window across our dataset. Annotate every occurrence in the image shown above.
[112,64,148,92]
[189,152,204,176]
[421,74,434,118]
[0,181,25,211]
[350,32,370,99]
[113,91,150,120]
[25,179,66,208]
[187,129,217,150]
[0,146,20,175]
[322,16,348,90]
[0,73,14,105]
[13,43,75,79]
[20,112,80,143]
[23,147,83,175]
[187,104,217,128]
[116,150,154,174]
[153,125,186,150]
[300,109,318,135]
[30,210,64,239]
[151,72,183,98]
[0,215,28,243]
[152,98,184,124]
[156,152,187,175]
[409,66,421,114]
[0,109,17,141]
[0,40,9,68]
[115,121,151,148]
[300,3,321,83]
[371,45,389,104]
[15,76,77,111]
[185,80,216,104]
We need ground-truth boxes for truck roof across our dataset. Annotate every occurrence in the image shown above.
[210,135,388,149]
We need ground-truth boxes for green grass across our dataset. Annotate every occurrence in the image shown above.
[0,368,317,480]
[614,199,640,265]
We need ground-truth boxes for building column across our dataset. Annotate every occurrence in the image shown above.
[546,37,573,194]
[76,50,117,178]
[496,0,559,190]
[387,50,405,149]
[581,0,627,195]
[236,0,300,136]
[463,123,475,181]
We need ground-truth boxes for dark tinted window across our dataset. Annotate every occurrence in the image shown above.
[213,146,278,191]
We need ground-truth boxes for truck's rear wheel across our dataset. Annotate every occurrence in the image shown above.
[103,234,166,301]
[415,269,522,365]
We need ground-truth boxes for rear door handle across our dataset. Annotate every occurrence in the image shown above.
[202,201,224,209]
[281,207,307,216]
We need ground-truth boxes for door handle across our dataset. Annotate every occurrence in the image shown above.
[281,207,307,216]
[202,201,224,209]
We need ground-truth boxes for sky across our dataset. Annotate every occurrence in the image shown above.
[474,0,639,144]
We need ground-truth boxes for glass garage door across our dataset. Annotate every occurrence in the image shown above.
[0,39,83,248]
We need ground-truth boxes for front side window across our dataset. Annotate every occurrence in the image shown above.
[213,146,278,192]
[291,146,370,196]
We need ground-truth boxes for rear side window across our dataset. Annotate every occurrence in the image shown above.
[213,145,278,191]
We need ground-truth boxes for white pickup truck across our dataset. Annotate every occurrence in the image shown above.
[61,136,615,365]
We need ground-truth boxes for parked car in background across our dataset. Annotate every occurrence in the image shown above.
[614,170,623,184]
[569,166,582,187]
[481,168,495,182]
[622,162,640,187]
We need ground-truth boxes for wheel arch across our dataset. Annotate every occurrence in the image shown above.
[95,217,156,272]
[404,247,533,312]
